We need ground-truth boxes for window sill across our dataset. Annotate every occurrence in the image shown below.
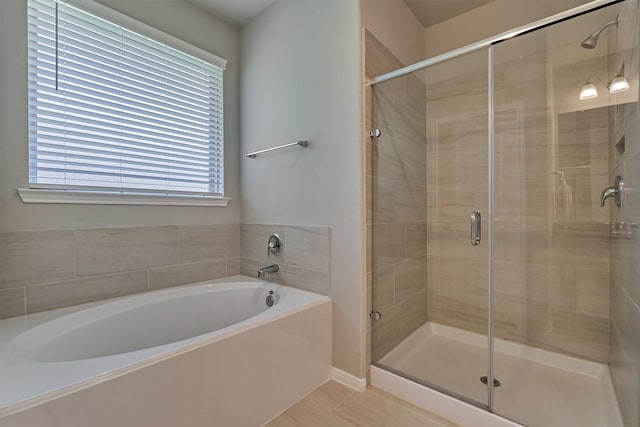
[17,188,231,207]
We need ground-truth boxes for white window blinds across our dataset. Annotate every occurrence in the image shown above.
[27,0,225,197]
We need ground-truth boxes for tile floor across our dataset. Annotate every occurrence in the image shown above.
[264,380,458,427]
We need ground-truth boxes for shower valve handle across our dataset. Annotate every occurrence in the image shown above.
[601,175,623,208]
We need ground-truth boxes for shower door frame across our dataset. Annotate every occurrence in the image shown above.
[367,0,622,87]
[367,0,623,414]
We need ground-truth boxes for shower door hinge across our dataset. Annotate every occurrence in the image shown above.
[368,129,382,138]
[369,311,382,321]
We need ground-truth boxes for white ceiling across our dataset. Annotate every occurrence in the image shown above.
[185,0,277,25]
[404,0,495,28]
[186,0,496,28]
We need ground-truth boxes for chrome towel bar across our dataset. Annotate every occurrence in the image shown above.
[245,141,310,158]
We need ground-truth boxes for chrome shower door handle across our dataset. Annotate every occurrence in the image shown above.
[471,210,481,246]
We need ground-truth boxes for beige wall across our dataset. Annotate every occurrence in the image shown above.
[240,0,363,377]
[424,0,593,58]
[0,0,241,232]
[361,0,425,67]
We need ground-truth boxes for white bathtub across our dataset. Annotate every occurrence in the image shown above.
[0,275,332,426]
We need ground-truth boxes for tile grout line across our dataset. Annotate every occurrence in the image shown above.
[327,387,356,412]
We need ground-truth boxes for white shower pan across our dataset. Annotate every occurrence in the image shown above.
[373,322,622,427]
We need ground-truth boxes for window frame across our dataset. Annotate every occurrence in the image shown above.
[20,0,229,207]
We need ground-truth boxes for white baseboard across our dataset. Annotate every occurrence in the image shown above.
[330,367,367,392]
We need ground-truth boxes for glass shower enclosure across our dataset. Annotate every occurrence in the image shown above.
[368,1,636,425]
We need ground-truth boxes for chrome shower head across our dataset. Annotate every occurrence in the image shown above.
[581,15,619,49]
[580,35,599,49]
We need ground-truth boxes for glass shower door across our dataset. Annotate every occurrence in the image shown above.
[491,2,630,425]
[369,48,492,408]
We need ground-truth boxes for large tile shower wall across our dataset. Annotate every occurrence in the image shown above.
[425,44,611,363]
[609,102,640,427]
[0,225,240,319]
[365,31,428,362]
[368,33,613,364]
[608,1,640,425]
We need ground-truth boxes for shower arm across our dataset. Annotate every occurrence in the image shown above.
[581,15,619,48]
[592,16,619,37]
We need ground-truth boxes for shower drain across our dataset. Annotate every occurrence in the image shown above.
[480,376,501,387]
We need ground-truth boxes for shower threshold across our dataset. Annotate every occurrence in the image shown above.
[375,322,622,427]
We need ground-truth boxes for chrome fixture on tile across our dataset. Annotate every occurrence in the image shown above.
[266,290,279,307]
[470,210,481,246]
[267,233,283,256]
[580,15,618,49]
[611,221,638,237]
[370,311,382,321]
[257,264,279,279]
[368,129,382,138]
[601,175,623,207]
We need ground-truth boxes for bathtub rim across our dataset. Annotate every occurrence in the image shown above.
[0,274,331,418]
[8,281,279,362]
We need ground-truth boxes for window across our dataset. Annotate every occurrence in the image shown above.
[24,0,227,205]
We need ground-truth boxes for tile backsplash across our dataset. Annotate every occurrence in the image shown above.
[0,224,240,319]
[240,224,331,295]
[0,222,331,319]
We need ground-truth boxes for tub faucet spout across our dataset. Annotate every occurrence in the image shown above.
[257,264,279,279]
